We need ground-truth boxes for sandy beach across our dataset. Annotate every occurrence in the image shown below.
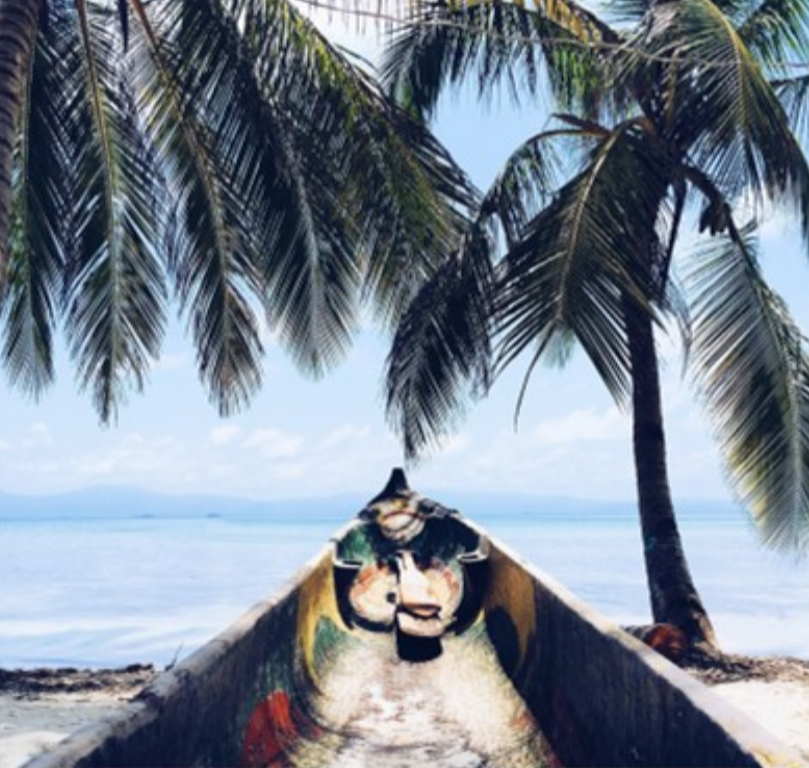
[686,654,809,763]
[0,695,130,768]
[0,666,157,768]
[712,680,809,761]
[1,658,808,768]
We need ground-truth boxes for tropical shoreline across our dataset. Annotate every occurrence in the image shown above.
[681,653,809,762]
[1,657,809,768]
[0,665,157,768]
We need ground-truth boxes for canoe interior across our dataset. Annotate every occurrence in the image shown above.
[25,479,803,768]
[236,514,557,768]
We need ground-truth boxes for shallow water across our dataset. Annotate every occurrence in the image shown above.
[1,504,807,668]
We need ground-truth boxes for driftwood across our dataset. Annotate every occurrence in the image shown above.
[623,623,688,662]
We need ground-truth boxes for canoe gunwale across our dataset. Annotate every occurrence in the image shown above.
[475,525,803,768]
[23,519,805,768]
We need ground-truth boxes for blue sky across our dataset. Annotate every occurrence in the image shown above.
[2,11,808,502]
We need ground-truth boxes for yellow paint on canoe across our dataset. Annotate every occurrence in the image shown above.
[484,547,538,673]
[296,556,349,686]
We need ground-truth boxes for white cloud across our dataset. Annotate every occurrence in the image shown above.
[74,456,118,478]
[0,438,10,453]
[432,432,472,457]
[414,428,635,501]
[20,421,57,449]
[67,433,191,485]
[531,407,627,446]
[209,424,241,447]
[243,428,305,459]
[267,462,307,481]
[318,424,371,450]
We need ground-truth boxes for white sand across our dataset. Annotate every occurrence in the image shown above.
[710,679,809,762]
[0,693,131,768]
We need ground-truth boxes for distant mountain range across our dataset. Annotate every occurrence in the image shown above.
[0,486,361,521]
[0,486,738,522]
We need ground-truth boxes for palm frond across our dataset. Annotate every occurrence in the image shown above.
[143,0,476,386]
[736,0,809,68]
[773,72,809,148]
[0,0,44,296]
[235,0,479,330]
[2,15,70,396]
[495,122,666,408]
[480,125,574,248]
[689,224,809,553]
[626,0,809,235]
[232,0,409,365]
[351,106,477,329]
[382,0,619,121]
[259,107,361,375]
[63,1,167,423]
[134,0,300,408]
[384,223,495,460]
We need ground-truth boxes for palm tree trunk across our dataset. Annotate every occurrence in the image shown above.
[0,0,43,297]
[626,299,719,650]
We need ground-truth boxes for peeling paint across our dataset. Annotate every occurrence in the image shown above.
[24,472,805,768]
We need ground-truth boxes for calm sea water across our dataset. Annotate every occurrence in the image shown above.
[1,503,807,669]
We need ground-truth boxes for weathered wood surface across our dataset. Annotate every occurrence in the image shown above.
[240,633,555,767]
[22,474,805,768]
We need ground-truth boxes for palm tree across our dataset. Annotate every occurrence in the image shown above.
[0,0,475,421]
[382,0,809,651]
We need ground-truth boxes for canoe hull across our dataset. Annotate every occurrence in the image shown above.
[25,521,802,768]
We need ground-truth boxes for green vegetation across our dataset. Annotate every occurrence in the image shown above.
[382,0,809,649]
[0,0,474,420]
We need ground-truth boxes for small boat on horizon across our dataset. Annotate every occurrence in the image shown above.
[25,470,803,768]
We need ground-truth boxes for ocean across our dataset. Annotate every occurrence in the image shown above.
[1,494,807,669]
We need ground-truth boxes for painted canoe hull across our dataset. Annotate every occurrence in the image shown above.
[24,518,802,768]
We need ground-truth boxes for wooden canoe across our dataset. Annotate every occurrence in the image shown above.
[26,471,803,768]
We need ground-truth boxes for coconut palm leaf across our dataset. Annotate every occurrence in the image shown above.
[132,0,286,409]
[495,123,667,408]
[382,0,619,121]
[481,126,572,248]
[625,0,809,230]
[2,19,71,396]
[736,0,809,67]
[0,0,43,295]
[384,223,496,459]
[773,72,809,147]
[1,0,477,420]
[352,108,477,329]
[383,121,588,456]
[138,0,363,400]
[149,0,476,383]
[231,0,478,334]
[63,1,167,422]
[257,105,361,375]
[688,223,809,553]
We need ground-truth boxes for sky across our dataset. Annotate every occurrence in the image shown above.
[2,8,808,503]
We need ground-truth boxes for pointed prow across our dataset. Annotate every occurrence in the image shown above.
[369,467,412,504]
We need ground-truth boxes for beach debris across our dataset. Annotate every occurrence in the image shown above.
[0,665,157,699]
[624,623,687,662]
